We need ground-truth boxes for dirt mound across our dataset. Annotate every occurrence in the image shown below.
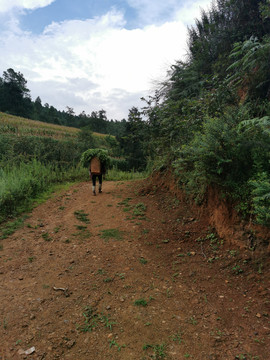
[147,171,270,256]
[0,180,269,359]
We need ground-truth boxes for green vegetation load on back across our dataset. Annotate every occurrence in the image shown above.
[80,149,110,168]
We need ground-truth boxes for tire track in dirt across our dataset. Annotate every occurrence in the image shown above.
[0,180,269,360]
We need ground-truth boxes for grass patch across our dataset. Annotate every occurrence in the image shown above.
[117,199,147,220]
[0,159,85,224]
[118,197,132,206]
[100,228,124,241]
[188,316,197,325]
[0,215,28,239]
[132,202,147,217]
[134,298,148,307]
[42,232,52,242]
[75,225,87,230]
[72,227,92,241]
[139,257,148,264]
[77,306,116,333]
[170,328,184,344]
[143,343,167,359]
[106,168,147,181]
[232,264,244,275]
[109,338,126,352]
[74,210,90,223]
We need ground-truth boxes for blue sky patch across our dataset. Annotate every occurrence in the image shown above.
[21,0,138,33]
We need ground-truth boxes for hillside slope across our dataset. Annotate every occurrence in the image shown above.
[0,112,109,139]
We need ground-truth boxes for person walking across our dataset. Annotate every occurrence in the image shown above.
[89,156,106,195]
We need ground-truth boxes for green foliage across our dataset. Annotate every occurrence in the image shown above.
[80,148,110,168]
[187,0,270,80]
[153,343,167,359]
[172,108,270,210]
[105,167,147,181]
[143,343,167,359]
[0,216,27,239]
[132,203,147,217]
[141,2,270,227]
[134,298,148,307]
[227,36,270,100]
[117,107,148,171]
[0,160,86,222]
[0,133,88,168]
[232,264,244,275]
[239,116,270,136]
[74,210,90,224]
[260,0,270,20]
[77,306,116,333]
[250,173,270,226]
[0,68,32,118]
[138,0,270,228]
[174,113,242,197]
[99,228,124,241]
[77,128,97,149]
[109,158,129,171]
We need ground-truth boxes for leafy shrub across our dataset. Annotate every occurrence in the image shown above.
[109,157,129,171]
[227,36,270,100]
[0,134,86,167]
[105,167,147,181]
[250,173,270,226]
[174,110,270,209]
[174,113,246,197]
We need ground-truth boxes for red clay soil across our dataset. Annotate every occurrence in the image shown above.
[0,180,269,360]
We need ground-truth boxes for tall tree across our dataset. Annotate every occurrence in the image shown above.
[118,107,147,171]
[0,68,32,117]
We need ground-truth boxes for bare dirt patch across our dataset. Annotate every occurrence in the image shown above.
[0,180,269,360]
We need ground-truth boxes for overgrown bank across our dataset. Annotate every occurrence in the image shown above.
[147,170,270,257]
[138,0,270,232]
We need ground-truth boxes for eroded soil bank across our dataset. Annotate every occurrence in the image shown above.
[0,180,269,359]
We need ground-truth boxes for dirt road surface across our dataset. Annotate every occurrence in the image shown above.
[0,180,269,359]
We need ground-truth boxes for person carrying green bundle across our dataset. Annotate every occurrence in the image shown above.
[81,148,110,196]
[89,156,106,195]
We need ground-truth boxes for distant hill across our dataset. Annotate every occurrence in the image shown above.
[0,112,109,140]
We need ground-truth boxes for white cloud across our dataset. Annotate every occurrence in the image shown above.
[0,1,213,119]
[0,8,188,119]
[174,0,213,25]
[0,0,55,13]
[127,0,180,23]
[126,0,212,25]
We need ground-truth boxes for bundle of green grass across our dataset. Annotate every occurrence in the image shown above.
[80,148,111,168]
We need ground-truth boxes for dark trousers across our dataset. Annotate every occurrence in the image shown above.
[92,174,102,186]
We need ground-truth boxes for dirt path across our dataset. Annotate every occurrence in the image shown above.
[0,180,269,360]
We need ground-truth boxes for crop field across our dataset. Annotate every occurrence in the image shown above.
[0,112,108,139]
[0,112,79,139]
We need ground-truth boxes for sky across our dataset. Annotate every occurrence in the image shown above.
[0,0,212,120]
